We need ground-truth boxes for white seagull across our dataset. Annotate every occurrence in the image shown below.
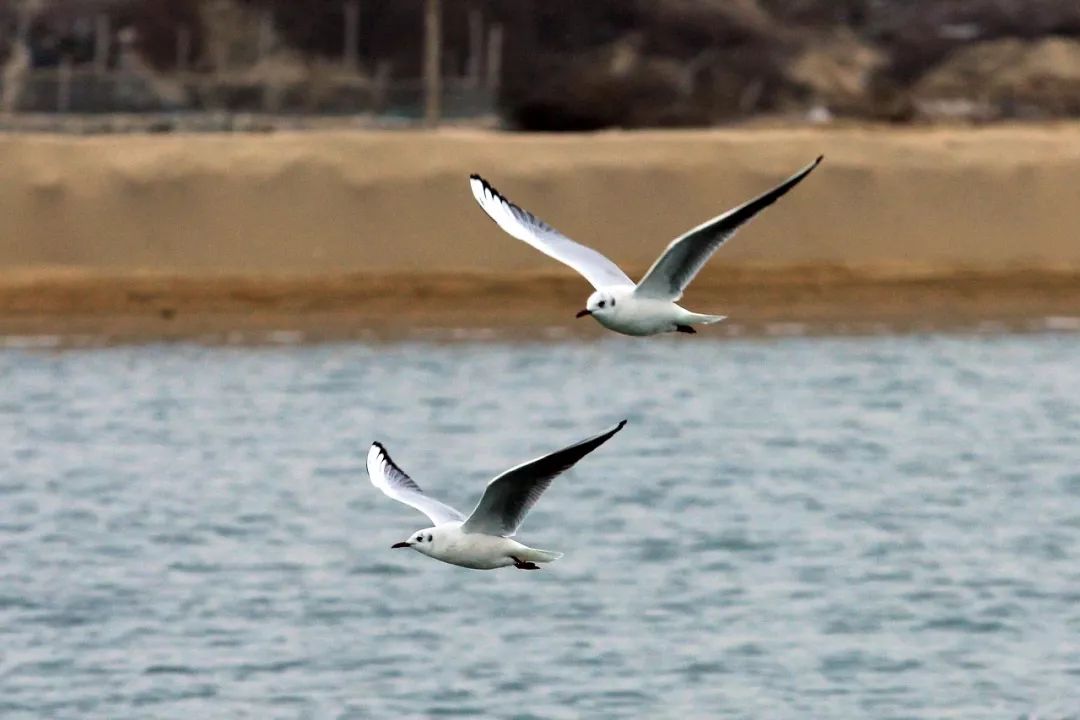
[367,420,626,570]
[469,156,823,336]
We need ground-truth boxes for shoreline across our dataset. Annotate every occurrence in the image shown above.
[2,267,1078,346]
[3,124,1080,345]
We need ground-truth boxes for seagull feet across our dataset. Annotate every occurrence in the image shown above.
[675,324,696,334]
[510,556,541,570]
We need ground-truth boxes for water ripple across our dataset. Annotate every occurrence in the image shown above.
[1,334,1079,718]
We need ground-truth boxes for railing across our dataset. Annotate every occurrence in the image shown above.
[1,65,495,120]
[0,0,501,127]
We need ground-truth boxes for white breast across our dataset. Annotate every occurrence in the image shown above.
[598,296,681,336]
[430,528,524,570]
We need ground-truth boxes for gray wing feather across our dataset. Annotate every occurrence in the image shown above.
[470,175,634,290]
[460,420,627,537]
[634,156,823,300]
[367,443,465,526]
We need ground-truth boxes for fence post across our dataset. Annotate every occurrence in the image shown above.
[176,25,190,72]
[258,12,274,62]
[94,13,110,74]
[486,23,503,97]
[466,3,482,88]
[423,0,441,126]
[343,0,360,71]
[58,56,73,112]
[258,12,275,112]
[373,59,390,114]
[2,0,34,115]
[212,0,229,72]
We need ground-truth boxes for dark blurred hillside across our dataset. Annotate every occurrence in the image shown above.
[3,0,1080,127]
[250,0,1080,126]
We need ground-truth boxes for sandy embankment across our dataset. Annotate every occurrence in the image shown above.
[1,125,1079,341]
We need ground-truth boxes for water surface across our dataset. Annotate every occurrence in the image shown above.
[1,334,1078,719]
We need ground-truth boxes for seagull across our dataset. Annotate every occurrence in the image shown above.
[469,156,823,336]
[367,420,626,570]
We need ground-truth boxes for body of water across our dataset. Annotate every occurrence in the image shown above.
[1,333,1078,719]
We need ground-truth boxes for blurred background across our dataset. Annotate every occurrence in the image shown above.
[0,0,1079,130]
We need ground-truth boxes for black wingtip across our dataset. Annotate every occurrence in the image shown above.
[591,419,627,448]
[470,174,494,192]
[469,173,500,199]
[598,419,628,441]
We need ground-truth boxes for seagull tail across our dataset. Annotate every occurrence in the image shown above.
[687,313,727,325]
[519,548,563,564]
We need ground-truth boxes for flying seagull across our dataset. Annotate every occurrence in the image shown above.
[469,156,822,336]
[367,420,626,570]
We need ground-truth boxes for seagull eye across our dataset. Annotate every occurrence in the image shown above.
[426,534,432,542]
[611,299,616,307]
[598,300,606,308]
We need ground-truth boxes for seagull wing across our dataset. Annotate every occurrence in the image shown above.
[470,175,634,290]
[460,420,626,537]
[634,156,823,301]
[367,443,465,526]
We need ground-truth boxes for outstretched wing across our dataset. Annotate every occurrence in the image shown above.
[634,156,823,300]
[469,175,634,290]
[460,420,627,537]
[367,443,465,526]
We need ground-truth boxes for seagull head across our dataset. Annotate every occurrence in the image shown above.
[579,290,618,320]
[392,527,438,555]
